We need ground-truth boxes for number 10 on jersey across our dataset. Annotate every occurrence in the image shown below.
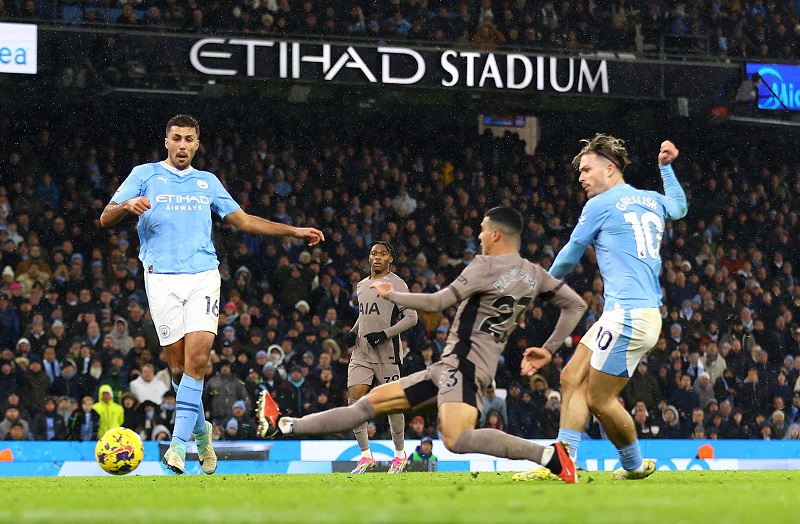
[623,211,664,260]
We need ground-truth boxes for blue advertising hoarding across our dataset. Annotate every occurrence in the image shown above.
[1,440,800,477]
[746,62,800,110]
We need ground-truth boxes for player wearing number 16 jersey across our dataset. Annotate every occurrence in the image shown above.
[260,207,587,483]
[100,114,324,475]
[515,135,687,483]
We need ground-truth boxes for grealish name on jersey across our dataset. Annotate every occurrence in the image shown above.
[493,269,537,292]
[615,195,659,211]
[359,302,381,315]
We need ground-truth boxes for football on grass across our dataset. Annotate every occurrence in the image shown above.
[95,427,144,475]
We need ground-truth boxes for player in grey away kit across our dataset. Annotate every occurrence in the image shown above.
[259,207,586,482]
[345,241,418,474]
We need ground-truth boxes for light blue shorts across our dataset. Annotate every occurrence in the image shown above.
[580,307,661,378]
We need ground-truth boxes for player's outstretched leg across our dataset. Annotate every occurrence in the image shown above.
[509,441,576,483]
[386,413,407,474]
[258,393,377,438]
[451,428,576,484]
[511,441,576,482]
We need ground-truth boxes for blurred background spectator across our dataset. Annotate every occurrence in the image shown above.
[8,0,800,59]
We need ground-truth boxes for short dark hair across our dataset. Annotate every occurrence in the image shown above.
[368,241,395,259]
[485,206,523,237]
[165,114,200,138]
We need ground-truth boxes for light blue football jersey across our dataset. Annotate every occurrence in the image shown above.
[550,167,687,310]
[111,161,240,274]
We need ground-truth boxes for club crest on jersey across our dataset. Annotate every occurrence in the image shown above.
[197,180,209,190]
[159,325,171,338]
[359,302,381,315]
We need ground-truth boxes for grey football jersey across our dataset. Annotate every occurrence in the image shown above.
[352,272,413,365]
[440,252,566,384]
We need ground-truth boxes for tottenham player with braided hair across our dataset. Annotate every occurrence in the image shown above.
[334,241,417,473]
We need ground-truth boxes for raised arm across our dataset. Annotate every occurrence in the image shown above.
[658,140,688,221]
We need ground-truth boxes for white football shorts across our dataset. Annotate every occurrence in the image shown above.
[144,268,221,346]
[580,306,661,378]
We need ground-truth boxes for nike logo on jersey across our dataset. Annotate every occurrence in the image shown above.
[157,176,169,184]
[358,302,381,315]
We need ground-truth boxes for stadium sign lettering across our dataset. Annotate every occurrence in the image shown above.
[745,63,800,111]
[0,22,38,75]
[0,46,27,65]
[440,52,607,93]
[189,39,609,94]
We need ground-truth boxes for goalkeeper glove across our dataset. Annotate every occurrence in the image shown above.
[365,331,388,347]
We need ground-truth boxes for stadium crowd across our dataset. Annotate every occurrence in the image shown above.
[4,0,800,59]
[1,105,800,446]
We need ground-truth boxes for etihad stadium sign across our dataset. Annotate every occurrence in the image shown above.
[32,29,741,100]
[190,39,611,94]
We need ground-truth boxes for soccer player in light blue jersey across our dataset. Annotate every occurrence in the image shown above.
[100,115,324,474]
[516,135,687,482]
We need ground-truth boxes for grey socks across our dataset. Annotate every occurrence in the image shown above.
[453,428,549,465]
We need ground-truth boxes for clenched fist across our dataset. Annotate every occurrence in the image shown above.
[658,140,679,166]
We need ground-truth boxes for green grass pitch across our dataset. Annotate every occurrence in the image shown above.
[2,471,798,523]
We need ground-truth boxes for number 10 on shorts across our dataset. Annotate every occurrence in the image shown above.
[595,326,615,351]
